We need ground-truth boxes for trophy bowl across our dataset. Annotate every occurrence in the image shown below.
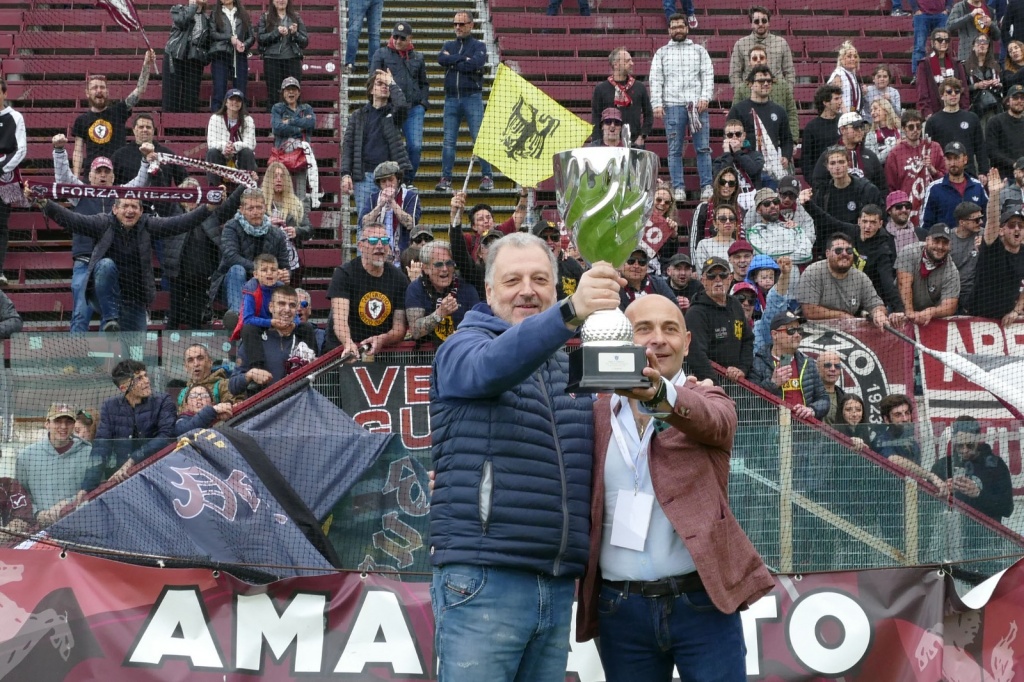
[553,147,660,391]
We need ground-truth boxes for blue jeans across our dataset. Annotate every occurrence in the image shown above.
[353,171,377,229]
[90,258,148,331]
[547,0,591,15]
[70,260,94,333]
[431,564,575,682]
[402,104,426,182]
[662,0,695,22]
[210,52,249,112]
[222,264,247,312]
[441,93,493,180]
[912,13,948,75]
[596,583,746,681]
[664,105,711,192]
[345,0,383,66]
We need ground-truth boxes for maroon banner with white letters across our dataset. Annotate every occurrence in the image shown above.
[5,548,1024,680]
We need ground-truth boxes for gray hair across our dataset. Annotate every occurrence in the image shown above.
[419,240,452,264]
[241,187,265,206]
[295,287,310,302]
[484,232,558,289]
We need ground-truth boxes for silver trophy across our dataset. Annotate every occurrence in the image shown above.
[553,128,660,392]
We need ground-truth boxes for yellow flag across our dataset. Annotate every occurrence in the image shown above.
[473,64,592,188]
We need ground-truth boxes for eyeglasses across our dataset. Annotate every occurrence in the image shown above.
[716,214,737,222]
[453,21,470,26]
[760,198,781,207]
[704,271,731,280]
[892,203,913,211]
[724,132,744,139]
[362,236,391,245]
[934,37,950,43]
[904,123,921,131]
[626,257,649,266]
[603,120,622,127]
[832,247,855,255]
[780,327,803,336]
[540,232,561,242]
[754,78,774,85]
[944,87,961,94]
[821,362,840,369]
[432,259,456,269]
[752,17,769,24]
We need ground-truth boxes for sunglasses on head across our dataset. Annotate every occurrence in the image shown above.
[432,259,456,269]
[362,236,391,245]
[626,257,649,266]
[540,232,561,242]
[704,271,730,280]
[719,177,738,186]
[760,198,781,207]
[832,246,855,255]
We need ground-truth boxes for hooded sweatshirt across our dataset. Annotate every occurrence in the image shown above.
[684,289,753,383]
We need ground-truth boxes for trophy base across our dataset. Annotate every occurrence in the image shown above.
[567,345,652,394]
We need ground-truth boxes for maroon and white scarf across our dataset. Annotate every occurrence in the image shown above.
[28,182,225,204]
[609,76,635,108]
[929,53,956,84]
[157,152,258,188]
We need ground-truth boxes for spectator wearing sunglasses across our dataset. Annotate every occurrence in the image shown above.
[406,240,480,346]
[691,205,739,265]
[533,221,584,301]
[726,65,794,182]
[590,108,628,147]
[795,232,890,329]
[924,77,989,178]
[885,111,946,230]
[684,256,753,383]
[712,119,765,195]
[324,224,410,357]
[749,311,829,422]
[618,247,675,311]
[816,351,847,424]
[728,6,795,88]
[370,22,429,183]
[745,187,814,290]
[731,45,799,142]
[916,29,970,118]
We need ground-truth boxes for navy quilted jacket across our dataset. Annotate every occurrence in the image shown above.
[93,392,178,472]
[429,303,594,578]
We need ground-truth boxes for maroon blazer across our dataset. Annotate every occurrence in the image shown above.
[576,381,775,642]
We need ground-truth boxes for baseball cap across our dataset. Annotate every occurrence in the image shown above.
[393,21,412,37]
[754,187,778,206]
[770,310,805,331]
[886,190,911,211]
[777,175,800,196]
[1006,83,1024,99]
[409,224,433,241]
[944,141,967,156]
[225,88,244,100]
[531,220,560,237]
[90,156,113,171]
[281,76,301,91]
[481,228,503,243]
[667,253,692,268]
[601,107,623,123]
[47,402,76,420]
[927,223,952,240]
[728,239,754,256]
[838,112,867,128]
[701,256,731,276]
[1001,207,1024,224]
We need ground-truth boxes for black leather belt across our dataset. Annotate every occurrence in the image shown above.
[603,572,704,597]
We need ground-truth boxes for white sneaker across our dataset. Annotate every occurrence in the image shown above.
[673,188,687,203]
[700,185,713,200]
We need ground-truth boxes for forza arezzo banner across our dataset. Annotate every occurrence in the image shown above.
[4,548,1024,680]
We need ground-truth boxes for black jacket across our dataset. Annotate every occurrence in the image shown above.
[931,443,1014,521]
[852,230,902,312]
[370,45,430,108]
[811,143,888,196]
[163,184,246,281]
[209,218,290,303]
[42,201,214,306]
[209,8,254,56]
[341,85,412,180]
[0,290,22,340]
[683,289,753,383]
[166,3,210,62]
[93,392,177,474]
[256,11,308,59]
[805,176,883,247]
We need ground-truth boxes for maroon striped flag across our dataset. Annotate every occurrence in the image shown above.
[96,0,152,48]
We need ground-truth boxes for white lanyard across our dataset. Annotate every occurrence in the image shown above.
[610,395,655,495]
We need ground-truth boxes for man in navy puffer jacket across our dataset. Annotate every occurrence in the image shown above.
[93,359,177,482]
[429,232,624,682]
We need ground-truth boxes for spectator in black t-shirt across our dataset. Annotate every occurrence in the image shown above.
[924,77,990,178]
[972,175,1024,322]
[804,146,882,251]
[112,114,187,216]
[802,85,843,181]
[324,223,410,356]
[405,240,480,346]
[71,51,156,178]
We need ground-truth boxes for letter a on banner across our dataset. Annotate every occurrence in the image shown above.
[473,64,592,188]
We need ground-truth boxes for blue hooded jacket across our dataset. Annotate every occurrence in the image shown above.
[429,302,594,577]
